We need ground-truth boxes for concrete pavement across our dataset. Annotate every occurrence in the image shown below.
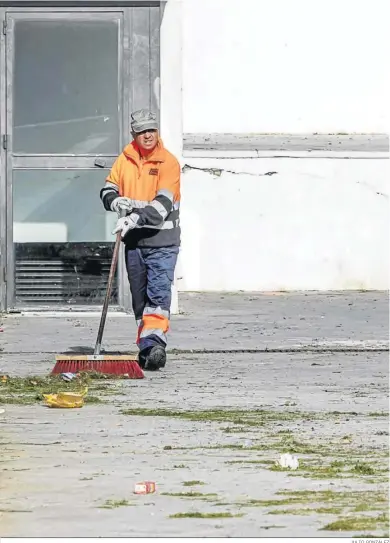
[0,292,389,537]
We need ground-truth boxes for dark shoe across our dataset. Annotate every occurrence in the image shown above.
[145,345,166,371]
[138,350,148,369]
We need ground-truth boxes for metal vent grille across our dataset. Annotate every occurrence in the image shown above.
[15,243,118,306]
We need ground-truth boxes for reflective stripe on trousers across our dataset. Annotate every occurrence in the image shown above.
[125,246,179,352]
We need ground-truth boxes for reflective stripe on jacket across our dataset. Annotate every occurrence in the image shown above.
[100,139,181,248]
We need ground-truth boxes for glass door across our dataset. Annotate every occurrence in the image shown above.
[4,11,128,309]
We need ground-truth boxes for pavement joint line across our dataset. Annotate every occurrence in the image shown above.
[171,347,389,353]
[5,312,131,318]
[1,347,389,355]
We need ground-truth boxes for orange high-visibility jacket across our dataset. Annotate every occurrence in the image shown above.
[100,139,181,248]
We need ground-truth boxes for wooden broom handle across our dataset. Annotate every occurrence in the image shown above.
[94,211,125,356]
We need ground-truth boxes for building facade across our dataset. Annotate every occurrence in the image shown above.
[177,0,389,294]
[0,0,388,313]
[0,0,167,312]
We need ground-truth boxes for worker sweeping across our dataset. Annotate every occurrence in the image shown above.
[100,109,181,371]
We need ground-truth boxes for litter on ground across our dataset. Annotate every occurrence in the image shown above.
[276,453,299,470]
[43,387,88,408]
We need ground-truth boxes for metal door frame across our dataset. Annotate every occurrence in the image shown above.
[0,7,131,311]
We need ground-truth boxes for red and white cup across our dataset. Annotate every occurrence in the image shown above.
[134,481,156,494]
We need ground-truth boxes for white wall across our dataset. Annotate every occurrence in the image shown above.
[177,157,389,291]
[160,0,389,294]
[183,0,389,134]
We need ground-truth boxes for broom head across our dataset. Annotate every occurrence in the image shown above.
[52,354,144,379]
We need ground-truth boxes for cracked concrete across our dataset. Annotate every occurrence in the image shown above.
[0,292,389,537]
[182,163,278,178]
[355,180,388,199]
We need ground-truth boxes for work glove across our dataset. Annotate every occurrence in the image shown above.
[110,196,133,215]
[112,213,139,238]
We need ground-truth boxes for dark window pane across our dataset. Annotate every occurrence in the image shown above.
[13,169,116,242]
[13,169,118,305]
[13,19,120,154]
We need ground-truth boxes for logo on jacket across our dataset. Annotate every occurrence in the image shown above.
[149,168,159,176]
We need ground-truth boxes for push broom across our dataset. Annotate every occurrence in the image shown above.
[52,212,144,379]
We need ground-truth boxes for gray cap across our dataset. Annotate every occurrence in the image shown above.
[131,109,158,133]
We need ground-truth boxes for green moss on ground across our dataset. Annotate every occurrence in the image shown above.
[0,373,123,405]
[162,492,218,499]
[121,407,389,426]
[169,512,244,519]
[98,499,135,509]
[322,513,389,532]
[182,480,205,487]
[120,407,317,426]
[267,507,341,515]
[217,489,388,521]
[270,457,389,482]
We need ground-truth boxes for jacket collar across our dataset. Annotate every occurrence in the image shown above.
[123,138,166,164]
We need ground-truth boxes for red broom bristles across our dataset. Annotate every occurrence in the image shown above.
[52,357,144,379]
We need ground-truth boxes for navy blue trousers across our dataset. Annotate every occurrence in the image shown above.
[125,246,179,352]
